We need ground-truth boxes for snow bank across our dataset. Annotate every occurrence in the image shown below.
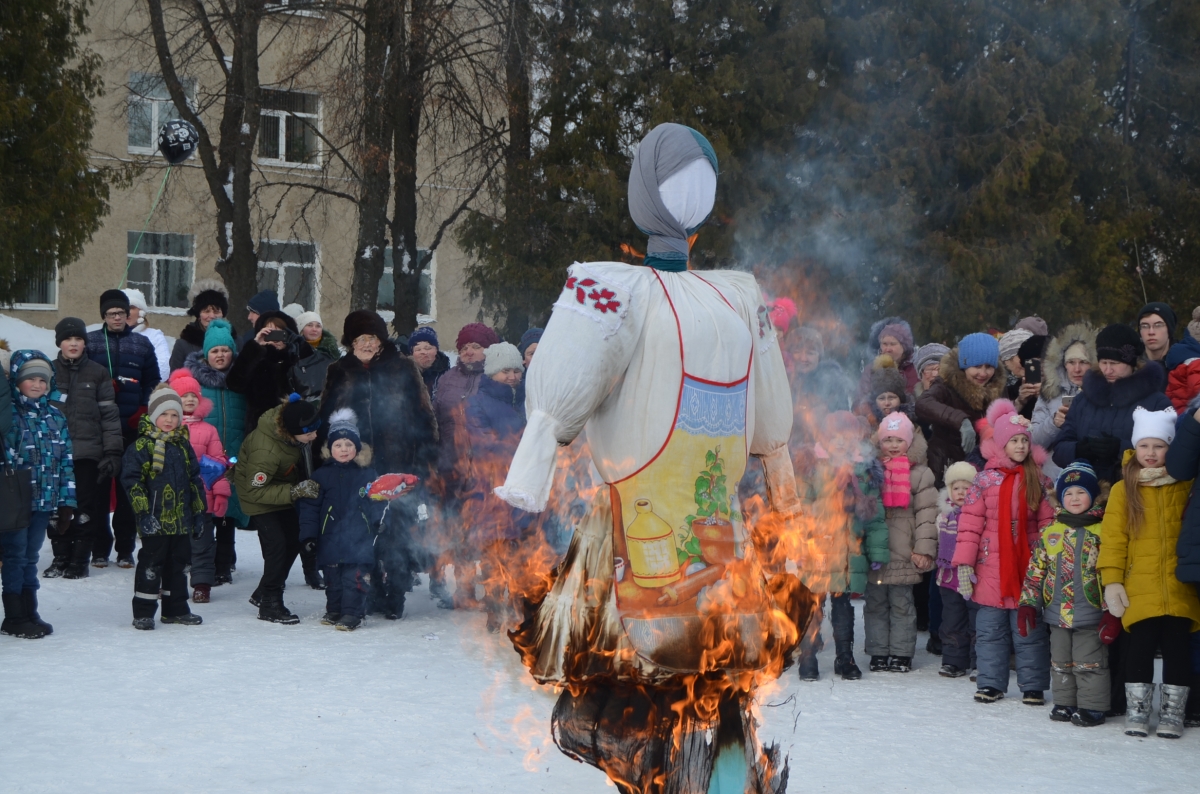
[0,312,58,354]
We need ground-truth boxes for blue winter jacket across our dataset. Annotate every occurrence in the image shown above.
[297,456,385,568]
[1167,395,1200,585]
[6,350,76,512]
[1052,363,1170,483]
[86,325,161,430]
[1164,331,1200,372]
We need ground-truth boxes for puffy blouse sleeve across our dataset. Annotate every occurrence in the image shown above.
[496,263,649,511]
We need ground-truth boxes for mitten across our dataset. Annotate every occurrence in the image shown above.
[210,478,231,518]
[97,454,121,481]
[956,565,975,598]
[959,419,977,454]
[139,515,161,536]
[1098,611,1122,645]
[1016,605,1038,638]
[302,538,317,556]
[1104,583,1129,618]
[290,479,320,501]
[51,506,75,537]
[870,562,883,571]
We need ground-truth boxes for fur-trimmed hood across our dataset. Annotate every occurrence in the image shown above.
[182,394,214,423]
[1041,321,1098,401]
[937,488,959,516]
[185,350,231,389]
[938,349,1007,410]
[977,399,1048,469]
[1079,360,1167,408]
[319,442,374,467]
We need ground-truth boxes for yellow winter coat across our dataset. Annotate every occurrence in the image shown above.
[1097,456,1200,632]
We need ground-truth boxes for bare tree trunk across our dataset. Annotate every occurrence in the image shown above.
[390,0,426,337]
[499,0,532,340]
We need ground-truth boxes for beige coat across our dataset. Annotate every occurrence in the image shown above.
[871,431,939,586]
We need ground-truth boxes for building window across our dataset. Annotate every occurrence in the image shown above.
[128,73,195,154]
[126,232,195,310]
[379,247,435,323]
[258,89,320,166]
[12,262,58,310]
[258,240,319,311]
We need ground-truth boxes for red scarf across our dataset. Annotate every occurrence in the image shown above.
[997,466,1031,601]
[881,456,911,508]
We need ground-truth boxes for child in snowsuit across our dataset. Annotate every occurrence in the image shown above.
[952,399,1054,705]
[935,461,980,678]
[297,409,385,631]
[795,411,888,681]
[1098,406,1200,738]
[121,385,208,630]
[1019,460,1116,727]
[168,369,230,603]
[2,351,76,639]
[865,411,938,673]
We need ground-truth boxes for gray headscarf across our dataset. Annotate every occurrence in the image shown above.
[627,123,719,271]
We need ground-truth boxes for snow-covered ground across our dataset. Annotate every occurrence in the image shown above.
[2,538,1196,793]
[0,312,59,355]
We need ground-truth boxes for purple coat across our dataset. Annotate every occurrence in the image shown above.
[935,490,963,591]
[434,359,485,476]
[464,376,528,545]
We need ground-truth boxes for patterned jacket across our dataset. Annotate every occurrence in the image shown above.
[1019,514,1105,628]
[120,415,207,536]
[6,350,76,512]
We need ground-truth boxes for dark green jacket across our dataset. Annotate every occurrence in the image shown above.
[120,416,207,536]
[234,405,306,517]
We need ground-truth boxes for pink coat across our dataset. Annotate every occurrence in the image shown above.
[951,441,1053,609]
[183,396,230,517]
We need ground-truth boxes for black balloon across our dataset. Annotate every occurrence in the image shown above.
[158,119,199,164]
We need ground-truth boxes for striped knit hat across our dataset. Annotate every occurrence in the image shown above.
[148,384,183,423]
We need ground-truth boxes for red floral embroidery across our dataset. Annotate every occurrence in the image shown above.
[564,275,620,312]
[588,288,621,313]
[565,276,598,304]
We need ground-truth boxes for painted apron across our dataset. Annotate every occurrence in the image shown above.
[610,274,771,673]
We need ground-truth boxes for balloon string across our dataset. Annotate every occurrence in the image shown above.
[120,165,174,287]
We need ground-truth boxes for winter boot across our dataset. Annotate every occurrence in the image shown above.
[869,655,890,672]
[161,613,203,626]
[1049,704,1076,722]
[92,556,109,568]
[925,635,943,656]
[1157,684,1191,739]
[116,555,135,569]
[1022,690,1045,706]
[214,572,232,586]
[42,555,68,579]
[1071,708,1106,727]
[834,656,862,680]
[1124,682,1154,737]
[1,592,46,639]
[132,617,155,631]
[939,664,967,678]
[888,656,912,673]
[23,589,52,635]
[249,587,262,608]
[258,592,300,625]
[798,655,819,682]
[974,687,1004,703]
[335,615,363,632]
[320,612,341,626]
[192,585,211,604]
[63,540,91,579]
[305,570,325,590]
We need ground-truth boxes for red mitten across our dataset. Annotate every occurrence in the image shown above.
[1016,605,1038,638]
[1098,611,1122,645]
[209,478,231,517]
[365,473,421,501]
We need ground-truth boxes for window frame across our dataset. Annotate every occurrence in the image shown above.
[257,88,322,169]
[125,231,196,315]
[378,247,436,324]
[127,72,196,156]
[256,238,321,312]
[11,264,59,311]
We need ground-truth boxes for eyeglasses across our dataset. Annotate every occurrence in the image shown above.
[1139,322,1167,331]
[104,310,127,319]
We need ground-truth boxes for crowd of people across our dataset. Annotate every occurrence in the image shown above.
[778,301,1200,738]
[4,279,1200,740]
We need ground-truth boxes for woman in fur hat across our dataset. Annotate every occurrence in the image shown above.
[855,316,919,409]
[170,279,234,371]
[1029,322,1097,479]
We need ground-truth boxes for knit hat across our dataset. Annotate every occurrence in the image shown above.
[484,342,524,376]
[958,333,1000,369]
[167,369,201,398]
[518,327,544,357]
[998,329,1034,363]
[878,322,914,356]
[282,303,304,319]
[148,384,183,423]
[1131,406,1177,447]
[15,357,53,386]
[1095,323,1143,365]
[1014,316,1049,336]
[246,290,280,316]
[985,399,1032,451]
[1016,334,1048,363]
[187,278,229,318]
[281,393,321,436]
[203,319,237,354]
[456,322,500,351]
[1055,460,1100,504]
[869,355,907,400]
[795,326,824,357]
[1137,302,1177,340]
[55,317,88,346]
[914,343,949,375]
[100,288,130,317]
[295,311,322,331]
[409,326,439,350]
[878,411,914,447]
[122,288,148,314]
[341,309,389,347]
[944,461,978,489]
[327,408,362,452]
[769,298,798,332]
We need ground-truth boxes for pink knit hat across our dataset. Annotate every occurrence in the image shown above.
[878,411,914,447]
[168,368,202,398]
[985,399,1031,450]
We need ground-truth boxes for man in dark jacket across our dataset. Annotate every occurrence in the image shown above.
[48,318,123,579]
[238,289,280,351]
[410,325,450,400]
[86,289,161,567]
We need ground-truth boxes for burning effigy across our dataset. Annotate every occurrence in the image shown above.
[495,123,814,793]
